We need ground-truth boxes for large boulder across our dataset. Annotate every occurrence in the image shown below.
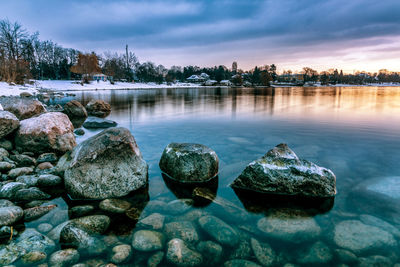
[85,99,111,117]
[231,143,336,198]
[159,143,219,183]
[0,97,46,120]
[63,127,148,199]
[15,112,76,154]
[63,100,88,119]
[0,111,19,139]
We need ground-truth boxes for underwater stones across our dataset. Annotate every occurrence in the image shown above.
[164,221,199,243]
[59,224,106,255]
[224,259,262,267]
[0,111,19,139]
[0,206,23,226]
[20,250,47,265]
[231,143,336,197]
[148,251,165,267]
[137,213,165,230]
[159,143,219,183]
[85,99,111,118]
[132,230,165,252]
[99,198,131,213]
[37,223,53,233]
[68,205,94,218]
[8,167,33,179]
[0,161,15,172]
[250,238,276,266]
[17,228,56,254]
[82,117,117,129]
[359,214,400,238]
[110,244,132,264]
[333,220,397,253]
[9,154,36,167]
[13,187,51,201]
[48,248,80,267]
[334,249,358,264]
[70,215,111,235]
[257,209,321,243]
[0,182,27,198]
[166,238,203,267]
[37,174,62,187]
[166,199,193,215]
[63,127,148,199]
[196,241,223,265]
[23,204,57,222]
[63,100,88,119]
[198,215,239,246]
[297,241,333,264]
[16,175,38,187]
[15,112,76,154]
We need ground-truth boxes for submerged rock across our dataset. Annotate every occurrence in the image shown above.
[20,250,47,265]
[8,167,33,179]
[13,187,51,201]
[166,238,203,267]
[148,251,164,267]
[63,127,148,199]
[137,213,165,230]
[70,215,111,235]
[224,259,262,267]
[251,238,276,266]
[110,244,132,264]
[257,208,321,243]
[333,220,396,253]
[159,143,219,182]
[196,241,223,265]
[0,111,19,139]
[49,248,80,267]
[15,112,76,154]
[16,228,56,254]
[132,230,165,252]
[231,143,336,197]
[0,206,23,226]
[59,224,106,255]
[85,99,111,117]
[198,215,239,246]
[0,182,27,198]
[99,198,131,213]
[164,221,199,243]
[82,117,117,129]
[23,204,57,222]
[0,97,46,120]
[297,241,333,264]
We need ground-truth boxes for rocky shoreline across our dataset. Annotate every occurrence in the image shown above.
[0,93,399,266]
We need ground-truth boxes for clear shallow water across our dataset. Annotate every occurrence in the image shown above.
[29,87,400,265]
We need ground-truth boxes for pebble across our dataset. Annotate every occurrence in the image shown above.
[0,206,23,226]
[68,205,94,218]
[37,174,62,187]
[20,251,47,265]
[37,223,53,234]
[132,230,165,252]
[8,167,33,178]
[196,241,223,265]
[165,221,199,243]
[37,162,54,170]
[110,244,132,264]
[99,198,131,213]
[24,205,57,222]
[37,153,58,164]
[137,213,165,230]
[250,238,276,266]
[48,248,80,267]
[147,251,164,267]
[198,215,239,246]
[166,238,203,267]
[13,187,51,201]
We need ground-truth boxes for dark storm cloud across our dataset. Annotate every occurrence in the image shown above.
[0,0,399,70]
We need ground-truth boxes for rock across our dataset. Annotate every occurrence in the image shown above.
[131,230,165,252]
[47,222,69,240]
[0,111,19,139]
[165,221,199,243]
[9,154,36,167]
[0,147,9,160]
[137,213,165,230]
[358,255,392,267]
[37,153,58,164]
[15,175,38,187]
[64,100,88,119]
[37,174,62,187]
[196,241,223,265]
[229,239,252,260]
[16,228,56,254]
[198,215,238,246]
[85,99,111,117]
[20,251,47,265]
[159,143,219,182]
[15,112,76,154]
[70,215,110,235]
[63,127,148,199]
[37,162,54,170]
[0,161,16,172]
[297,241,332,264]
[231,143,336,197]
[0,182,27,198]
[148,251,164,267]
[74,129,85,136]
[20,92,32,97]
[257,208,321,243]
[166,238,203,267]
[0,199,15,207]
[110,244,132,264]
[359,214,400,238]
[334,220,397,253]
[59,224,106,255]
[166,199,193,215]
[251,238,276,266]
[68,205,94,218]
[0,138,13,151]
[49,248,80,267]
[334,249,358,264]
[82,117,117,129]
[23,205,57,222]
[99,198,131,213]
[0,97,46,120]
[0,242,26,265]
[224,259,262,267]
[13,187,51,201]
[37,223,53,234]
[0,226,13,238]
[8,167,33,179]
[0,206,23,226]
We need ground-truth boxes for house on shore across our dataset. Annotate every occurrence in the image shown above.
[186,73,210,83]
[93,73,112,82]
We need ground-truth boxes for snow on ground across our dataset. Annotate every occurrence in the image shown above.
[0,82,38,97]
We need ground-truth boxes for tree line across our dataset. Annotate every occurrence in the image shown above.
[1,19,399,85]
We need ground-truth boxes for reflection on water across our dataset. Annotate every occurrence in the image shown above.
[20,86,400,266]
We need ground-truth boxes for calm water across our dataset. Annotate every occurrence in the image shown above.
[33,87,400,265]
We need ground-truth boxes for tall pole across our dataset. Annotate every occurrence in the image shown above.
[126,44,130,81]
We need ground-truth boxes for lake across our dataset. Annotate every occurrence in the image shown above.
[30,86,400,265]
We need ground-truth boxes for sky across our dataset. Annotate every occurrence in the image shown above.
[1,0,400,73]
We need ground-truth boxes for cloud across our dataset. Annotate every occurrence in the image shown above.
[0,0,399,71]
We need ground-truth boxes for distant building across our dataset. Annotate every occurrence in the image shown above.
[186,73,209,83]
[220,80,232,86]
[93,73,108,82]
[279,73,304,83]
